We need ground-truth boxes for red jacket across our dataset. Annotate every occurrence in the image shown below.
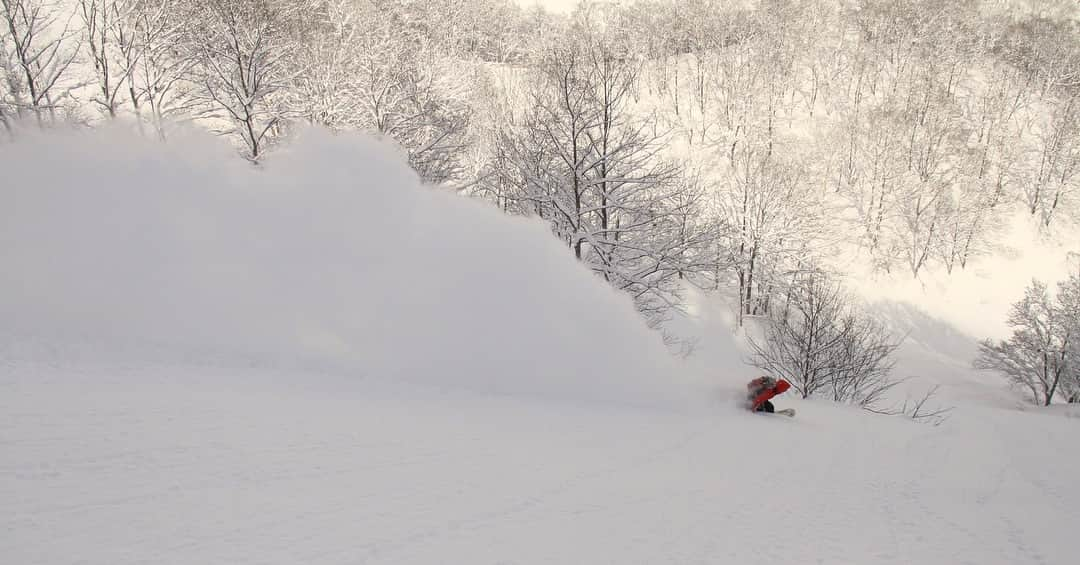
[747,377,791,410]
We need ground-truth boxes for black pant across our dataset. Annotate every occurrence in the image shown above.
[755,400,775,413]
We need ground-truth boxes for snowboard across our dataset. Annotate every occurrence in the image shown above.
[746,404,795,417]
[755,408,795,417]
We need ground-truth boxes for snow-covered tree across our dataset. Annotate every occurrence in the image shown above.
[78,0,141,119]
[490,26,709,320]
[715,143,828,325]
[284,0,472,184]
[990,14,1080,229]
[940,60,1030,273]
[184,0,297,160]
[1020,94,1080,228]
[1054,272,1080,403]
[0,25,16,135]
[1,0,82,127]
[975,279,1074,406]
[129,0,196,139]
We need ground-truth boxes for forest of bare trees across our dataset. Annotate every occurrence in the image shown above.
[3,0,1079,361]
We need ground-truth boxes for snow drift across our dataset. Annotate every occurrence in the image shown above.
[0,127,679,404]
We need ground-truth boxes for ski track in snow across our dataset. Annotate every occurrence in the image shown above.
[3,362,1078,565]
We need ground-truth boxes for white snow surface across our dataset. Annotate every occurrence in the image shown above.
[3,128,1078,564]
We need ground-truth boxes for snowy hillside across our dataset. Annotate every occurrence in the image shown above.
[3,129,1078,564]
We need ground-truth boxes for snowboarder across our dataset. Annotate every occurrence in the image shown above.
[746,376,793,415]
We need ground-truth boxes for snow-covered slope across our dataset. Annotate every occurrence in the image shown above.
[2,128,1077,564]
[5,356,1078,564]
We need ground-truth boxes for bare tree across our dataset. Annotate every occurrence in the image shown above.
[490,30,710,321]
[284,0,471,183]
[1,0,81,126]
[716,143,828,325]
[283,0,364,131]
[130,0,196,139]
[78,0,141,119]
[1,29,16,136]
[748,269,902,409]
[894,87,966,278]
[975,279,1073,406]
[1021,94,1080,228]
[939,60,1031,272]
[185,0,297,161]
[1054,272,1080,403]
[986,14,1080,229]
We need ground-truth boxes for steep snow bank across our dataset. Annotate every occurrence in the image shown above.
[0,127,678,404]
